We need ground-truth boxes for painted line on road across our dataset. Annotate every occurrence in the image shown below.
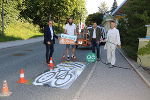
[72,62,97,100]
[117,48,150,88]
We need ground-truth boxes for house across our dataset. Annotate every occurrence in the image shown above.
[112,0,128,20]
[102,0,129,31]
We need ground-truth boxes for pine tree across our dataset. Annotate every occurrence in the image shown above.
[111,0,118,13]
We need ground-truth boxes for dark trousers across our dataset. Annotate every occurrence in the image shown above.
[45,43,54,62]
[91,39,100,59]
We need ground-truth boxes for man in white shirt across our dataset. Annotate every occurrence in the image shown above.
[104,20,121,66]
[63,18,77,61]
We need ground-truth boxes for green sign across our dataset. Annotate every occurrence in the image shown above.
[86,52,96,63]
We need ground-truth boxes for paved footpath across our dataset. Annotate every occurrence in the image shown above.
[0,37,43,49]
[75,47,150,100]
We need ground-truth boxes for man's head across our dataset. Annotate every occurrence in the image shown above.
[110,20,116,29]
[48,20,53,27]
[93,22,97,29]
[68,18,73,25]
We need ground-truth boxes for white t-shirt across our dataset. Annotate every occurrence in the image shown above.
[92,28,96,38]
[65,23,76,35]
[49,26,53,40]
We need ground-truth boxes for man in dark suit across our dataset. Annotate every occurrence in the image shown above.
[44,20,58,64]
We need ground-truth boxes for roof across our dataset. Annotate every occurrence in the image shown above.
[112,0,128,15]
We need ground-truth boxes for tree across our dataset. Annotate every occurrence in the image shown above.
[85,13,103,26]
[110,0,118,13]
[21,0,86,28]
[117,0,150,60]
[98,1,108,14]
[0,0,23,35]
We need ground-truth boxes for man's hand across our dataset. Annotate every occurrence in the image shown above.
[88,41,91,45]
[97,41,100,44]
[58,37,61,40]
[75,32,79,35]
[117,45,121,48]
[47,41,51,45]
[100,39,106,42]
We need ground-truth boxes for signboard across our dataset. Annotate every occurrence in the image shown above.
[59,34,77,44]
[86,52,96,63]
[33,62,86,89]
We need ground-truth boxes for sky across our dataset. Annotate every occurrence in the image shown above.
[86,0,125,14]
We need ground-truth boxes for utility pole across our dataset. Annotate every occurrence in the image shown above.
[80,8,85,31]
[1,0,4,35]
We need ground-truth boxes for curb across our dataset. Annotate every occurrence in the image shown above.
[117,48,150,88]
[0,37,43,50]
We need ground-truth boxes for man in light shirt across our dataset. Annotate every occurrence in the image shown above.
[88,22,102,61]
[104,20,121,66]
[63,18,77,61]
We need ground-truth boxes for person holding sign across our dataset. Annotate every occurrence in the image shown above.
[88,22,102,61]
[63,18,77,61]
[44,20,59,64]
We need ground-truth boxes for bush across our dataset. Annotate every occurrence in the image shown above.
[138,41,150,55]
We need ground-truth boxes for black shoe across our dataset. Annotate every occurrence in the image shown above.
[97,58,101,61]
[46,61,49,64]
[111,65,117,67]
[106,63,111,65]
[67,57,70,61]
[71,56,76,60]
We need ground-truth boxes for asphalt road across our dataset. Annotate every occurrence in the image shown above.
[0,41,93,100]
[0,41,150,100]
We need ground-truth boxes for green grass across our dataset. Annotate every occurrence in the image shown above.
[0,20,43,42]
[138,41,150,56]
[0,35,22,42]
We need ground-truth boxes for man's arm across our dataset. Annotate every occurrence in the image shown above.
[74,29,77,35]
[74,24,77,35]
[54,34,58,39]
[44,27,48,42]
[64,29,67,34]
[44,27,51,44]
[64,24,67,34]
[116,30,121,48]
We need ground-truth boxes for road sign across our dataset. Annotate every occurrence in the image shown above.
[59,34,77,44]
[86,52,96,63]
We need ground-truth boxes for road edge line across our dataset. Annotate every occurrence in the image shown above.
[72,62,97,100]
[117,48,150,88]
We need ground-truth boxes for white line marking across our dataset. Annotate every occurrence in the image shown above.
[72,62,97,100]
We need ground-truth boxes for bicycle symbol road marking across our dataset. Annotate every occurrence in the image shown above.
[33,62,86,89]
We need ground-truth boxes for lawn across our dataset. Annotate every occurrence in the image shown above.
[0,21,43,42]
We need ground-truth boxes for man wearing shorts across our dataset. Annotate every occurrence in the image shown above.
[63,18,77,61]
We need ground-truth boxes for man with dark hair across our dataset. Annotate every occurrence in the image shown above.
[88,22,102,61]
[104,20,121,66]
[44,20,59,64]
[63,18,77,61]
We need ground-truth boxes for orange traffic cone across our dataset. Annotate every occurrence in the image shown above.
[17,69,28,84]
[0,80,12,96]
[48,57,54,69]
